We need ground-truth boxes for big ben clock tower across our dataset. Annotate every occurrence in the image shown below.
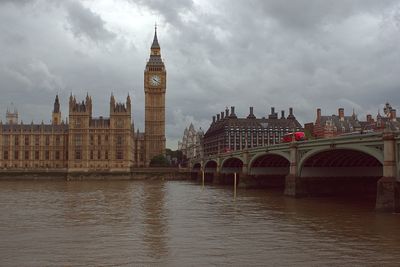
[144,26,166,165]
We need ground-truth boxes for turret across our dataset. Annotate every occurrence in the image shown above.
[110,93,115,114]
[52,95,61,125]
[6,103,18,125]
[126,94,131,113]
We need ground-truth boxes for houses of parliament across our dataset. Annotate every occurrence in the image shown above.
[0,28,166,172]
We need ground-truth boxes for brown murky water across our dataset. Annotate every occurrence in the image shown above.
[0,180,399,266]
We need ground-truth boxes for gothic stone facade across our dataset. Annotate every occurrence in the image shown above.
[0,29,166,172]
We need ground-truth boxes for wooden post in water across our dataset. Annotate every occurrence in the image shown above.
[202,170,205,189]
[234,172,237,200]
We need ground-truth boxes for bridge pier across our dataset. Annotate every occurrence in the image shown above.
[376,130,400,212]
[284,175,307,197]
[284,143,307,197]
[237,155,257,188]
[238,174,262,188]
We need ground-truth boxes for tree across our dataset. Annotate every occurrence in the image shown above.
[149,154,170,167]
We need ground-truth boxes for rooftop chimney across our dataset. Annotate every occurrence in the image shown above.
[268,107,278,119]
[281,110,285,119]
[225,108,229,117]
[317,108,321,123]
[212,116,216,123]
[217,114,220,121]
[287,107,295,119]
[338,108,344,121]
[390,109,397,121]
[366,114,372,123]
[221,111,224,119]
[247,107,256,119]
[230,106,237,118]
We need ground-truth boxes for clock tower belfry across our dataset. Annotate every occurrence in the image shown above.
[144,26,166,165]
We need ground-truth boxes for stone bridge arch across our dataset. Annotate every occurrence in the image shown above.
[203,160,218,183]
[246,152,290,188]
[219,157,243,185]
[190,162,202,180]
[192,162,201,170]
[248,151,290,170]
[298,147,383,196]
[221,157,243,174]
[298,145,384,172]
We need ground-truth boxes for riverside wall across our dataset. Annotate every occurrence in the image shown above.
[0,168,191,181]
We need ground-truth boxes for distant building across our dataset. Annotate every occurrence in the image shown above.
[361,102,400,132]
[178,123,204,161]
[203,106,303,156]
[312,108,362,138]
[308,103,400,139]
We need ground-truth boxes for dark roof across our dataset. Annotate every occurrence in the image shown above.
[318,115,361,131]
[205,117,303,137]
[151,28,160,49]
[146,55,164,66]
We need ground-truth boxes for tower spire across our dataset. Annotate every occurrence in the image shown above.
[53,94,60,113]
[151,24,160,50]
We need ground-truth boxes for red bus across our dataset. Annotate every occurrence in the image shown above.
[281,132,306,143]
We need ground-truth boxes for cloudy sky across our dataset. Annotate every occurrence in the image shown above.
[0,0,399,148]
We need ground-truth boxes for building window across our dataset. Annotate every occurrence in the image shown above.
[24,136,29,146]
[116,135,123,145]
[90,150,93,160]
[105,151,108,160]
[45,136,50,146]
[35,136,40,146]
[35,151,39,160]
[97,150,101,160]
[90,135,94,145]
[98,135,101,145]
[14,136,19,146]
[4,151,8,160]
[55,136,60,146]
[45,151,50,160]
[14,151,18,160]
[116,150,123,160]
[116,119,123,128]
[74,135,82,146]
[55,151,60,160]
[75,150,81,160]
[24,150,29,160]
[3,135,9,146]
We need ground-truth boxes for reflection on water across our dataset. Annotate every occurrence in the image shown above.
[142,182,168,261]
[0,180,399,266]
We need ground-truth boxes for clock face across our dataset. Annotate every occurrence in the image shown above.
[150,75,161,86]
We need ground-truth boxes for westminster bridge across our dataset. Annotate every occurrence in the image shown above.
[190,129,400,212]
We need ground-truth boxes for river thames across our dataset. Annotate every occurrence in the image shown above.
[0,180,399,266]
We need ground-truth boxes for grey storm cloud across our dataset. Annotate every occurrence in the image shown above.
[64,1,116,42]
[0,0,400,148]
